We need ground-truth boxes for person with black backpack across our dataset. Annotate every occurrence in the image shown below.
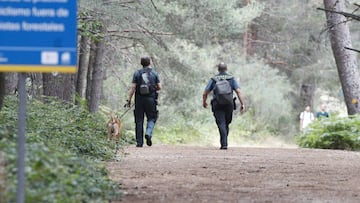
[202,62,245,150]
[126,57,161,147]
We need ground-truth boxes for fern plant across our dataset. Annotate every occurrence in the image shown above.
[296,116,360,150]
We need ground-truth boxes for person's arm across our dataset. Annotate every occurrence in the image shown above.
[202,90,210,108]
[234,88,245,113]
[203,78,214,108]
[299,113,303,131]
[310,112,315,121]
[126,83,136,106]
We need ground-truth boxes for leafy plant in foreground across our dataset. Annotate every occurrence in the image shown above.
[296,116,360,150]
[0,96,122,202]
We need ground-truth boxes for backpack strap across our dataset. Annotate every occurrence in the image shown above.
[139,68,151,76]
[211,77,219,82]
[138,68,153,84]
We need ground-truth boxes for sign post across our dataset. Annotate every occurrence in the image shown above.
[0,1,77,202]
[16,72,26,203]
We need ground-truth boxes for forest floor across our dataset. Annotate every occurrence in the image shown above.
[107,145,360,203]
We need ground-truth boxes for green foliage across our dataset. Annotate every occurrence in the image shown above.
[234,59,294,133]
[24,98,117,160]
[157,0,264,45]
[296,116,360,150]
[78,10,105,42]
[83,0,328,144]
[155,115,209,145]
[0,96,121,202]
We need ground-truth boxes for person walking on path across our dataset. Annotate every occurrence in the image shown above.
[299,105,315,132]
[202,62,245,150]
[126,57,161,147]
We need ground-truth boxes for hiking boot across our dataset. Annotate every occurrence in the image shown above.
[136,144,143,147]
[145,134,152,146]
[220,146,227,150]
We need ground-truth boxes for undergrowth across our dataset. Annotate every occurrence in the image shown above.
[0,96,122,203]
[296,116,360,151]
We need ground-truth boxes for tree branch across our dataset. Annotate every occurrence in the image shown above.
[102,0,136,5]
[134,23,170,50]
[150,0,159,12]
[117,29,173,36]
[344,47,360,53]
[317,7,360,21]
[107,33,141,40]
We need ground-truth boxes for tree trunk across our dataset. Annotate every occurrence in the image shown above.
[43,73,74,103]
[88,34,106,113]
[75,35,89,105]
[243,0,257,58]
[243,0,251,57]
[4,73,18,94]
[85,42,96,104]
[29,73,43,99]
[300,84,315,108]
[324,0,360,115]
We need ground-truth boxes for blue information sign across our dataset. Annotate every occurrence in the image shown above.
[0,0,77,72]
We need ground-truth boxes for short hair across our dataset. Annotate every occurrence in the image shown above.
[217,62,227,71]
[141,57,151,67]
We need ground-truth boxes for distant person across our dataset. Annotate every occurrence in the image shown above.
[126,57,161,147]
[316,104,329,119]
[299,105,315,132]
[202,62,245,150]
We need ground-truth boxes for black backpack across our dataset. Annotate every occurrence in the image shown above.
[212,77,233,105]
[138,68,154,95]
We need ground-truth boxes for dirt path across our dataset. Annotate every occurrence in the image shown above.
[107,145,360,203]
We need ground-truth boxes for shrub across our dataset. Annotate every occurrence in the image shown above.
[296,116,360,150]
[0,136,121,203]
[0,96,122,202]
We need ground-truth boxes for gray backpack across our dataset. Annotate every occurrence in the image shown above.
[139,69,153,95]
[212,77,233,105]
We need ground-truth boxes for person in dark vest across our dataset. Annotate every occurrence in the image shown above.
[126,57,161,147]
[316,104,329,119]
[202,62,245,150]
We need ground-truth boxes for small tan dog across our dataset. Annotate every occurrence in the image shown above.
[107,112,122,144]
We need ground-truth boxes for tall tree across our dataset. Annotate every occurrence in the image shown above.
[323,0,360,115]
[85,42,95,104]
[75,35,89,105]
[87,25,107,113]
[243,0,258,57]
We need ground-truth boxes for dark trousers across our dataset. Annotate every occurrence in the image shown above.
[134,95,158,146]
[211,100,233,147]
